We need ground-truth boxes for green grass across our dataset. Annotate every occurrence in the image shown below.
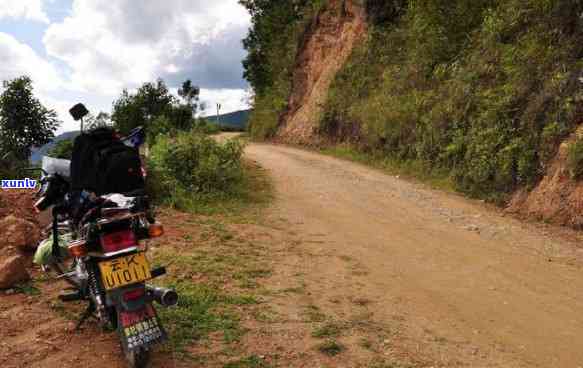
[358,337,374,350]
[321,145,454,192]
[157,282,246,353]
[316,339,346,356]
[13,282,41,296]
[154,241,266,356]
[150,176,274,357]
[302,305,327,323]
[312,322,346,338]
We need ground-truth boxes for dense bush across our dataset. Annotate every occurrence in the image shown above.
[148,131,245,209]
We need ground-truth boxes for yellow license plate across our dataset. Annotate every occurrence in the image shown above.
[99,253,152,290]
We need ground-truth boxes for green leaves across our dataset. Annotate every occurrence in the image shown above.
[111,79,175,135]
[0,76,60,162]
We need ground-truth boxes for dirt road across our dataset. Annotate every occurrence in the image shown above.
[246,143,583,368]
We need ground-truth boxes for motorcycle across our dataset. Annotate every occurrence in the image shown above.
[33,123,177,368]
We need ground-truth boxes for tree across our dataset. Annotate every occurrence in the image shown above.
[239,0,306,96]
[111,79,174,134]
[0,76,60,161]
[178,79,200,116]
[85,112,112,130]
[48,138,74,160]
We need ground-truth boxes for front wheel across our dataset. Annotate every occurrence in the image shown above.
[125,348,150,368]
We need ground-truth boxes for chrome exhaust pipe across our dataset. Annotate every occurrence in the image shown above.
[146,286,178,307]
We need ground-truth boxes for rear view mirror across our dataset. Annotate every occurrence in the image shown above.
[69,103,89,121]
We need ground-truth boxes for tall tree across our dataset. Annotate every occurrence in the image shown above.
[111,79,174,134]
[178,79,200,116]
[239,0,306,96]
[0,76,60,161]
[85,111,112,130]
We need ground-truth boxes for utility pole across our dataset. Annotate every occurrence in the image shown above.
[216,103,221,126]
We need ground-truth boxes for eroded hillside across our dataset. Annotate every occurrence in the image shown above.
[277,0,366,144]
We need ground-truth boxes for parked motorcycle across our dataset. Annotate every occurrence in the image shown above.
[33,108,177,368]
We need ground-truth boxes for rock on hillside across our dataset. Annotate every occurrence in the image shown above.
[0,215,41,252]
[0,256,30,289]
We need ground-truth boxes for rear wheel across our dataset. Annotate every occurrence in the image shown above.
[125,348,150,368]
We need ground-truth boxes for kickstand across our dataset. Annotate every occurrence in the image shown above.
[75,303,96,331]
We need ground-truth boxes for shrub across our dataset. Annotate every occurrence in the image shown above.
[148,131,245,208]
[48,138,74,160]
[567,138,583,180]
[193,119,221,135]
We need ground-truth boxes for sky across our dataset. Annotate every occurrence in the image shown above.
[0,0,252,133]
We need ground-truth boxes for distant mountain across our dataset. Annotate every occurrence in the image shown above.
[30,131,80,164]
[206,109,251,131]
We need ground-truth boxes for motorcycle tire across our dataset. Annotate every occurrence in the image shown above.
[125,347,151,368]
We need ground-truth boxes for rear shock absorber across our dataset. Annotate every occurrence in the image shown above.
[87,264,108,324]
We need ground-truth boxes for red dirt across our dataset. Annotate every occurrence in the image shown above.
[0,190,38,224]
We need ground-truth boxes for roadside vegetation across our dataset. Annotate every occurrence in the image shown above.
[148,131,271,215]
[242,0,583,203]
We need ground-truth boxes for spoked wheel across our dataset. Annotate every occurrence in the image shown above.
[125,348,151,368]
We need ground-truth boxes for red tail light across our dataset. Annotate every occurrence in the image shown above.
[100,230,136,253]
[123,287,145,302]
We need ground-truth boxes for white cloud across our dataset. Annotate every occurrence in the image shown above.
[0,32,63,92]
[43,0,251,94]
[0,0,49,23]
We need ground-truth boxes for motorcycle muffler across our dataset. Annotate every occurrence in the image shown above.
[146,285,178,307]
